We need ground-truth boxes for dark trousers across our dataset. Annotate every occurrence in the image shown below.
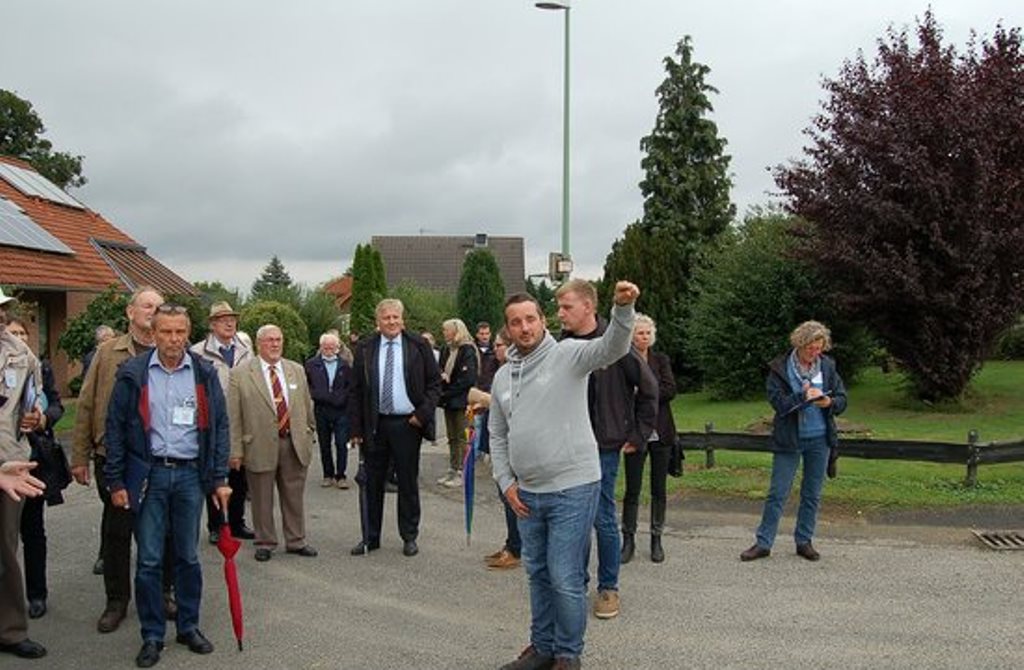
[206,467,249,533]
[315,410,350,480]
[622,441,671,535]
[365,415,422,543]
[94,456,173,606]
[19,496,46,601]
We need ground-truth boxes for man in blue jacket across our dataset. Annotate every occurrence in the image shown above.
[104,304,231,668]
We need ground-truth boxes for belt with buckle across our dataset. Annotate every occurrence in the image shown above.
[152,456,198,468]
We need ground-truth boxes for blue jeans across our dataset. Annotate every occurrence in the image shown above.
[315,411,350,480]
[755,436,829,548]
[496,483,522,557]
[135,463,204,642]
[517,481,600,660]
[588,450,620,592]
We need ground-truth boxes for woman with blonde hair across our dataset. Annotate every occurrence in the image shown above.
[437,318,478,488]
[741,320,847,562]
[621,314,676,564]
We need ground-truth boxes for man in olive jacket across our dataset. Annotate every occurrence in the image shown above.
[71,287,175,634]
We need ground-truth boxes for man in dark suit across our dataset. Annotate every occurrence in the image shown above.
[305,332,352,489]
[348,299,441,558]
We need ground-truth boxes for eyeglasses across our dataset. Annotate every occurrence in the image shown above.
[155,304,188,314]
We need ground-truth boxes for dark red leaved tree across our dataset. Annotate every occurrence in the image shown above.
[775,10,1024,400]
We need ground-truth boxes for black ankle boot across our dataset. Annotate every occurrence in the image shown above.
[651,535,664,563]
[621,533,635,564]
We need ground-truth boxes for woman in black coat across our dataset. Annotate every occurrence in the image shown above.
[621,314,676,564]
[437,318,478,489]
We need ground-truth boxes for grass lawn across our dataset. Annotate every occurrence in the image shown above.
[649,361,1024,510]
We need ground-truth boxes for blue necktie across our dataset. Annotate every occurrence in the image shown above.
[381,340,395,414]
[220,345,235,368]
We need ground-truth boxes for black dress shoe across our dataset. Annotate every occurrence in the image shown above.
[350,540,380,556]
[92,557,104,575]
[286,545,318,557]
[254,547,273,562]
[796,542,821,561]
[402,539,419,557]
[231,524,256,540]
[740,544,771,562]
[27,598,46,619]
[135,640,163,668]
[0,638,47,659]
[175,629,214,654]
[208,530,220,545]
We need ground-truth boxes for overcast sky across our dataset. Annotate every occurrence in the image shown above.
[3,1,1021,293]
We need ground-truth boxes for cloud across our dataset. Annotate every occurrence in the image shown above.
[3,0,1020,290]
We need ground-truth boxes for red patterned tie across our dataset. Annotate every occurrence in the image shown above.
[269,365,290,437]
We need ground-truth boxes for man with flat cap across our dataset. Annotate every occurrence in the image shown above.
[190,302,255,544]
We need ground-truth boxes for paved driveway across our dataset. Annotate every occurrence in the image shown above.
[9,445,1023,669]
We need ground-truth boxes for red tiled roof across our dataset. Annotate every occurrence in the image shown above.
[323,275,353,310]
[0,155,196,295]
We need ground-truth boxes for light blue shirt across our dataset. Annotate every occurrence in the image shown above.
[377,336,414,415]
[323,357,338,387]
[147,351,200,459]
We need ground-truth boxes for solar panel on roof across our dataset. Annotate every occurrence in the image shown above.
[0,162,84,209]
[0,197,74,254]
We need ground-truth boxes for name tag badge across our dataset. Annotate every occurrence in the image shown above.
[173,399,196,426]
[4,368,17,389]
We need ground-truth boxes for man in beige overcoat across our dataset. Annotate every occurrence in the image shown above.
[228,324,317,561]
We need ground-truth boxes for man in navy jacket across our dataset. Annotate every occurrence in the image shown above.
[104,305,230,668]
[305,332,352,488]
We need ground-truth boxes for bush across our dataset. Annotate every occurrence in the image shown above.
[58,286,128,361]
[239,301,310,362]
[686,209,873,399]
[391,281,456,341]
[992,317,1024,360]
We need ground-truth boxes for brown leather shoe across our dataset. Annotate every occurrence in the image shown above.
[796,543,821,561]
[97,602,127,633]
[486,549,521,570]
[498,644,554,670]
[740,544,771,562]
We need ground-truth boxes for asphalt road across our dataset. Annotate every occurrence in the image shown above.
[7,442,1023,669]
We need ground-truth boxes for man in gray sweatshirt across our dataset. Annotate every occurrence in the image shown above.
[490,281,639,670]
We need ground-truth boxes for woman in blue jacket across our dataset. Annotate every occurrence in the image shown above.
[741,320,847,562]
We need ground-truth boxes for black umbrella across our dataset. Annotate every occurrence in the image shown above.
[354,445,370,553]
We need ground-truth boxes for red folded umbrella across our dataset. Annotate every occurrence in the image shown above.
[215,522,245,651]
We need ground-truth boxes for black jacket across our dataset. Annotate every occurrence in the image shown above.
[305,354,352,417]
[348,331,442,445]
[645,350,677,446]
[439,343,479,410]
[562,318,659,452]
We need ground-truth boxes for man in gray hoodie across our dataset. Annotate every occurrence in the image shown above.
[490,281,639,670]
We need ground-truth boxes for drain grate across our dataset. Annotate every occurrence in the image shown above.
[972,530,1024,551]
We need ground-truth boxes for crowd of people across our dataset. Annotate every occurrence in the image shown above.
[0,280,847,669]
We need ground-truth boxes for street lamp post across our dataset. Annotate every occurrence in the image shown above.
[536,2,571,276]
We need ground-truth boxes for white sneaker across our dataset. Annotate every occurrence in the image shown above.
[436,470,454,485]
[443,473,463,488]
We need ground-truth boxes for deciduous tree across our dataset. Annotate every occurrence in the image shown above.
[775,11,1024,400]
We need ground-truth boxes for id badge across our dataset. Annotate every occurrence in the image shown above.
[172,405,196,426]
[4,368,17,389]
